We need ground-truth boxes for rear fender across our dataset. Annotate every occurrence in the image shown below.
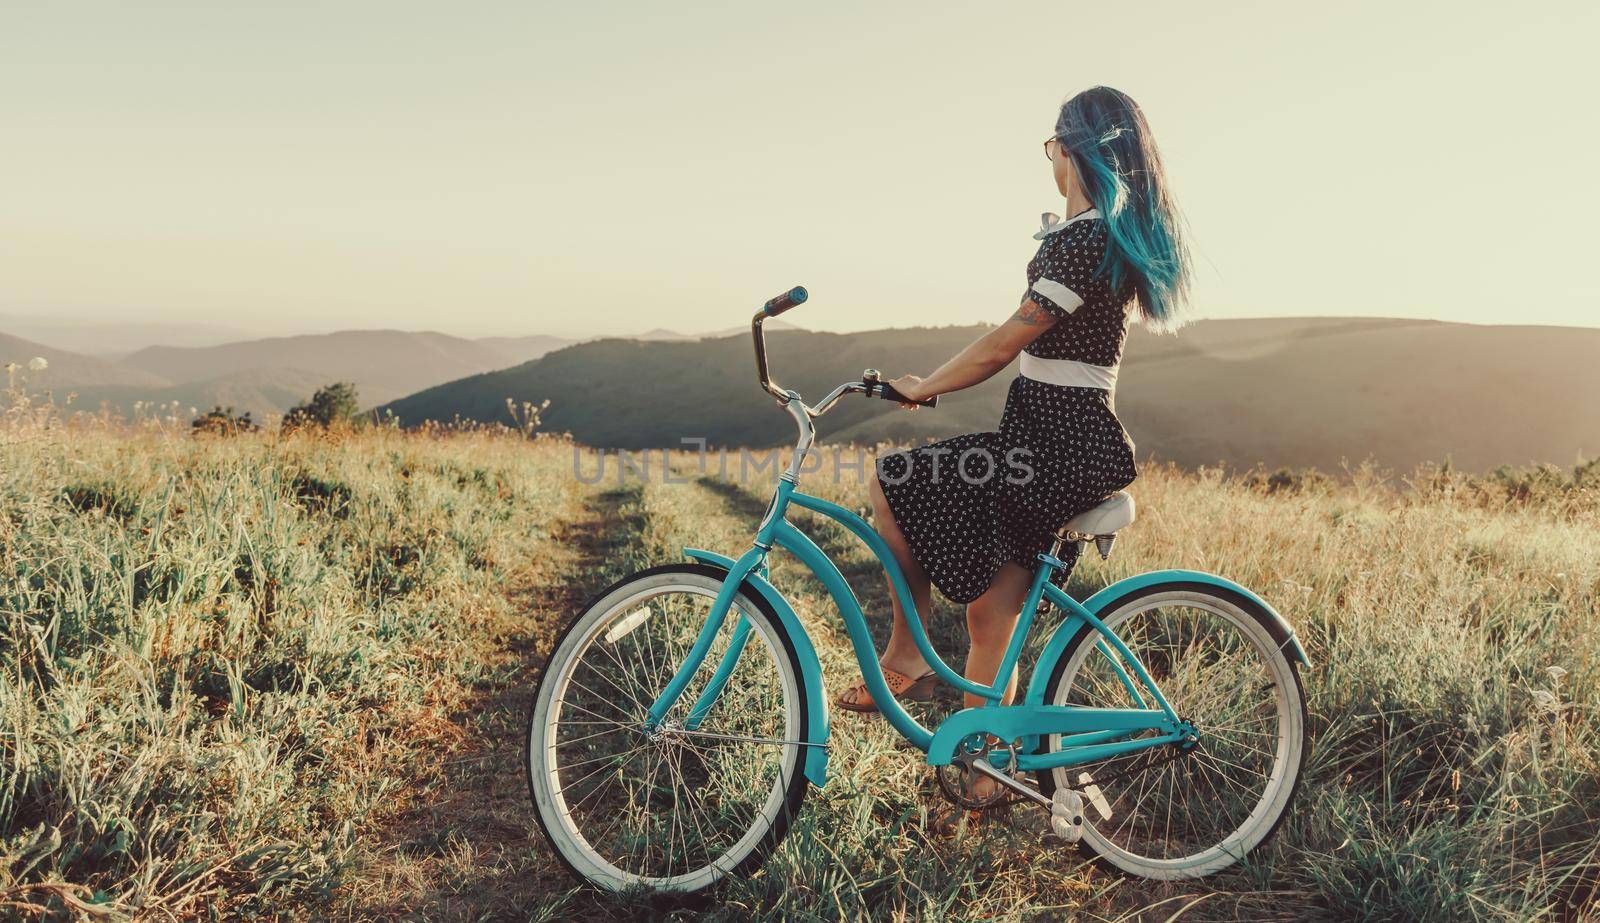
[1026,569,1311,706]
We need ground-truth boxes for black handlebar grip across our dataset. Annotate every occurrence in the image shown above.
[762,286,809,317]
[876,381,939,408]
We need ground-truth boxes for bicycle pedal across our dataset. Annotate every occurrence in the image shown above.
[1048,789,1084,843]
[1078,772,1113,822]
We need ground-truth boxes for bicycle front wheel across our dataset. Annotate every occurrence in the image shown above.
[1035,583,1307,879]
[525,564,811,894]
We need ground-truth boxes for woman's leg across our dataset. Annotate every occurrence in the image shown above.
[938,562,1033,805]
[868,474,933,678]
[962,562,1032,709]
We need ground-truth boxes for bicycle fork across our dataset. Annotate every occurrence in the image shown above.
[644,546,765,730]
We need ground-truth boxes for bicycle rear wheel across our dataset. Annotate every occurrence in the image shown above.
[1035,583,1307,879]
[525,564,810,894]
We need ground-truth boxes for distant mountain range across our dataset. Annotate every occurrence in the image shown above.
[9,316,1594,473]
[376,317,1600,474]
[0,333,170,389]
[0,329,569,415]
[0,321,804,419]
[0,315,795,358]
[0,316,254,356]
[116,331,539,407]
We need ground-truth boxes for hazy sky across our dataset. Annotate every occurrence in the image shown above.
[3,1,1597,340]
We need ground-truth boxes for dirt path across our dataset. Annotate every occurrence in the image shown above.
[347,485,649,921]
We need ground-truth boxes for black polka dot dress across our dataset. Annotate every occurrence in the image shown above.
[876,208,1139,604]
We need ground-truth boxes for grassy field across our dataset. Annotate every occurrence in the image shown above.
[1,418,1597,920]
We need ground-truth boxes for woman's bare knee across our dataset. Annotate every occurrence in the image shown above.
[966,600,1016,645]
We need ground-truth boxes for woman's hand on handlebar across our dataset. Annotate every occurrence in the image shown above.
[889,374,930,409]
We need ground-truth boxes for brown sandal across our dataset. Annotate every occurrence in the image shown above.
[834,666,937,713]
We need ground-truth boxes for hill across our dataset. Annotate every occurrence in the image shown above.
[612,319,805,341]
[11,324,814,421]
[473,334,576,365]
[0,316,251,356]
[69,366,334,419]
[0,332,171,389]
[120,330,512,394]
[377,317,1600,473]
[63,328,565,417]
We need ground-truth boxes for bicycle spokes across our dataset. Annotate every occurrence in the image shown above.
[1045,593,1298,869]
[541,585,799,882]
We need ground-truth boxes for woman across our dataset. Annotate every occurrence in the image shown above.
[835,86,1191,732]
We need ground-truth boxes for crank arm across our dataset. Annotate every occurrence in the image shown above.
[969,759,1051,809]
[969,759,1086,842]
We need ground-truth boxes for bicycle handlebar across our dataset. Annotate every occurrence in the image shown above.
[870,378,939,408]
[864,371,934,406]
[762,286,808,317]
[750,284,937,410]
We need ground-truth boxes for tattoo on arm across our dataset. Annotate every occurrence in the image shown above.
[1010,299,1057,327]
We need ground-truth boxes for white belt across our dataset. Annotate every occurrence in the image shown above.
[1019,352,1118,391]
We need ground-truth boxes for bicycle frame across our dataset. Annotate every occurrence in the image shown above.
[646,473,1192,775]
[641,297,1307,785]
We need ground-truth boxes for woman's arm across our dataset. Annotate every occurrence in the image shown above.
[888,299,1058,406]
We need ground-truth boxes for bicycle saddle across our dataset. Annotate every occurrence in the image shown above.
[1060,491,1136,537]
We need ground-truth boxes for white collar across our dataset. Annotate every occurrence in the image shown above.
[1033,207,1101,240]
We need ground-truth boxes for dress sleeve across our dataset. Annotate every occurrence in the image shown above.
[1027,222,1107,319]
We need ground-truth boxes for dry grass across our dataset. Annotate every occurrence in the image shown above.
[2,412,1597,920]
[0,415,592,919]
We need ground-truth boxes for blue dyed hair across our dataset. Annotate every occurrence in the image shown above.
[1054,86,1192,329]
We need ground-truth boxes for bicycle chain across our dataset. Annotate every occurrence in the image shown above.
[1000,742,1195,808]
[939,735,1199,813]
[937,736,1022,810]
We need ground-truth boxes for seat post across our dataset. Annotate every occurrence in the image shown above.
[1044,531,1085,595]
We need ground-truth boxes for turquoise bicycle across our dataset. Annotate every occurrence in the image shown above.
[526,286,1310,894]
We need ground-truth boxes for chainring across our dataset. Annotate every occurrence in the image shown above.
[934,735,1018,810]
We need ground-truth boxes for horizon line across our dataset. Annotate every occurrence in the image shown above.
[7,312,1600,358]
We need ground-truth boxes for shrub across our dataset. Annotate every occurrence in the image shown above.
[282,383,361,432]
[1420,457,1599,512]
[1244,466,1333,495]
[190,405,259,436]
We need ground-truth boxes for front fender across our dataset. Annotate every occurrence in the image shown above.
[684,547,830,787]
[1025,569,1311,706]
